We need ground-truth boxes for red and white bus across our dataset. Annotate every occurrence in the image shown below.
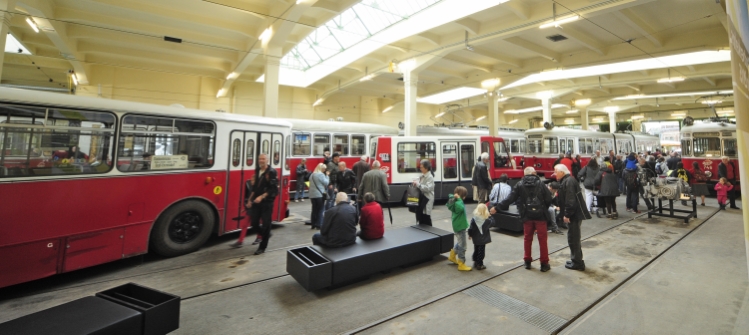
[416,125,527,167]
[524,127,660,178]
[0,88,292,288]
[370,135,524,203]
[680,119,740,190]
[283,119,399,194]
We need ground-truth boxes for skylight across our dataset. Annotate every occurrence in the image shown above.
[417,87,486,105]
[281,0,441,71]
[4,33,31,55]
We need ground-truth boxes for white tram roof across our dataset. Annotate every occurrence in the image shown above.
[525,127,658,140]
[280,118,399,135]
[416,125,526,137]
[681,121,736,134]
[0,87,293,129]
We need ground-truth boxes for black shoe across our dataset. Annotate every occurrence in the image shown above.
[304,222,312,225]
[553,229,564,235]
[720,205,726,210]
[229,241,243,248]
[310,225,316,230]
[254,248,265,255]
[524,261,532,269]
[475,264,486,270]
[681,201,688,206]
[558,224,568,229]
[701,203,705,206]
[540,263,551,272]
[252,238,262,245]
[565,262,585,271]
[730,206,740,209]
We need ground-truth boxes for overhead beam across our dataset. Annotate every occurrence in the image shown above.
[703,77,716,87]
[440,57,492,73]
[470,48,521,67]
[505,37,560,62]
[382,44,408,53]
[503,1,529,20]
[555,26,606,55]
[415,32,440,47]
[454,18,480,35]
[613,9,662,47]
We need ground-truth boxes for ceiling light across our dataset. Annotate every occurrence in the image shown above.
[539,15,580,29]
[613,90,733,100]
[435,112,446,118]
[259,27,272,41]
[481,78,500,89]
[574,99,591,106]
[226,72,238,80]
[503,104,568,114]
[566,109,579,114]
[502,50,731,90]
[71,73,78,86]
[604,106,619,113]
[359,74,375,82]
[701,99,723,104]
[657,77,685,83]
[417,87,486,105]
[26,18,39,33]
[382,106,393,113]
[5,33,32,55]
[508,119,519,124]
[475,116,486,122]
[313,98,324,106]
[216,88,226,98]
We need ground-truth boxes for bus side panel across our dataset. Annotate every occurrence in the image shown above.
[0,239,61,288]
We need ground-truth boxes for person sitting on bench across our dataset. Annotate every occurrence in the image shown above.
[313,192,358,247]
[358,192,384,240]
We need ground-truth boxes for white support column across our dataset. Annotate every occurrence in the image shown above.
[403,71,418,136]
[488,94,499,137]
[0,1,16,81]
[581,108,589,130]
[542,98,552,124]
[262,56,280,118]
[608,111,617,133]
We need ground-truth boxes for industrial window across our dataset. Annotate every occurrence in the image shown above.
[313,134,329,156]
[693,138,720,157]
[351,135,366,156]
[0,104,116,177]
[246,139,255,167]
[292,132,311,156]
[118,115,214,172]
[333,134,349,155]
[397,142,435,173]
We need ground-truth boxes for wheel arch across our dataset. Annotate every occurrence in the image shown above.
[147,196,221,250]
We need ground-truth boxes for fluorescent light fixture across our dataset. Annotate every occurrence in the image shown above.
[565,118,575,124]
[313,98,324,106]
[417,87,486,105]
[574,99,591,106]
[536,90,554,99]
[508,119,519,124]
[226,72,238,80]
[296,0,305,4]
[5,33,32,55]
[26,18,39,33]
[475,116,487,122]
[566,109,579,114]
[502,50,731,90]
[481,78,500,89]
[613,90,733,100]
[657,76,685,83]
[539,15,580,29]
[382,106,394,113]
[359,74,375,82]
[216,88,226,98]
[71,73,78,86]
[435,112,446,118]
[259,27,272,41]
[604,106,619,113]
[503,104,568,114]
[701,99,723,104]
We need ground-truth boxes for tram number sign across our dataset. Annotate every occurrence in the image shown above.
[379,153,390,162]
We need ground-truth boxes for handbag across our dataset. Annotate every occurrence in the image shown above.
[406,184,421,207]
[575,189,592,220]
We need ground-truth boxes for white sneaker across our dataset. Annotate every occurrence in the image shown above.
[294,200,298,202]
[301,199,304,202]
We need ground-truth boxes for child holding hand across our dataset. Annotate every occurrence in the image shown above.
[715,177,734,210]
[447,186,471,271]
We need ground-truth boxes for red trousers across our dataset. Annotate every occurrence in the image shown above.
[523,220,549,264]
[237,213,262,244]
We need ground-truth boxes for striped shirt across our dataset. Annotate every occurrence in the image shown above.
[489,182,512,205]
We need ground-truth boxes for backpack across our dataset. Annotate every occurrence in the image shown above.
[625,169,639,188]
[676,169,688,183]
[522,180,545,220]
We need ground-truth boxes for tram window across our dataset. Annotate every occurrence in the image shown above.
[600,139,613,154]
[579,139,586,155]
[397,142,436,173]
[586,139,593,154]
[273,140,281,165]
[566,138,574,154]
[510,140,519,153]
[481,141,490,156]
[0,104,116,177]
[232,139,241,167]
[333,134,349,155]
[292,132,311,156]
[681,140,691,156]
[724,139,738,157]
[519,140,526,153]
[543,137,558,154]
[285,135,290,170]
[443,144,457,178]
[693,138,721,157]
[461,144,475,179]
[560,139,566,153]
[246,139,254,167]
[528,139,541,154]
[351,135,366,156]
[313,134,329,156]
[369,137,378,159]
[493,141,509,168]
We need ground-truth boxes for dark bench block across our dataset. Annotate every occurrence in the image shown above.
[287,247,333,291]
[410,224,454,253]
[96,283,180,335]
[492,207,524,232]
[0,296,142,335]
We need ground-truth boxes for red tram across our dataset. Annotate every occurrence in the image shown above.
[680,119,740,191]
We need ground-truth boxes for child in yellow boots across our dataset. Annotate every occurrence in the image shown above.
[447,186,471,271]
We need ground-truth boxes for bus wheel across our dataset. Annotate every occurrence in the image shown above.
[151,201,215,257]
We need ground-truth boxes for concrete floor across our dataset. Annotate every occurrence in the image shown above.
[0,197,746,335]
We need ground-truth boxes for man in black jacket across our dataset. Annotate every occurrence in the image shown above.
[719,156,740,209]
[352,155,370,192]
[231,153,278,255]
[554,164,585,271]
[475,152,493,203]
[336,161,357,194]
[313,192,358,248]
[666,151,681,171]
[493,167,553,272]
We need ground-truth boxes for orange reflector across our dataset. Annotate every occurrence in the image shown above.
[205,177,214,184]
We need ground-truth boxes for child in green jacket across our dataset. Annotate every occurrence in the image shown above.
[447,186,471,271]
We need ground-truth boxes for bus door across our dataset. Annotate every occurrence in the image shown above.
[270,133,284,220]
[225,131,257,233]
[439,141,475,199]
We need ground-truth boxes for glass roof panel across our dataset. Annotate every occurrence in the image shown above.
[281,0,441,71]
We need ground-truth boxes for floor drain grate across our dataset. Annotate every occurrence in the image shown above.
[463,285,567,333]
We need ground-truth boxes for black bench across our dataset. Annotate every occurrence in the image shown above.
[491,207,524,232]
[287,225,453,291]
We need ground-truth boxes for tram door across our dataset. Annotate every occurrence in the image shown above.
[439,141,476,199]
[225,131,258,233]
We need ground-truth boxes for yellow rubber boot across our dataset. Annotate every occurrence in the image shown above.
[457,260,472,271]
[448,249,458,264]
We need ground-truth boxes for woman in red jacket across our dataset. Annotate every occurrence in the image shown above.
[358,192,384,240]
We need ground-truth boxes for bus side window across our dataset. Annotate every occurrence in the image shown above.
[443,144,457,178]
[313,134,329,156]
[334,134,349,156]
